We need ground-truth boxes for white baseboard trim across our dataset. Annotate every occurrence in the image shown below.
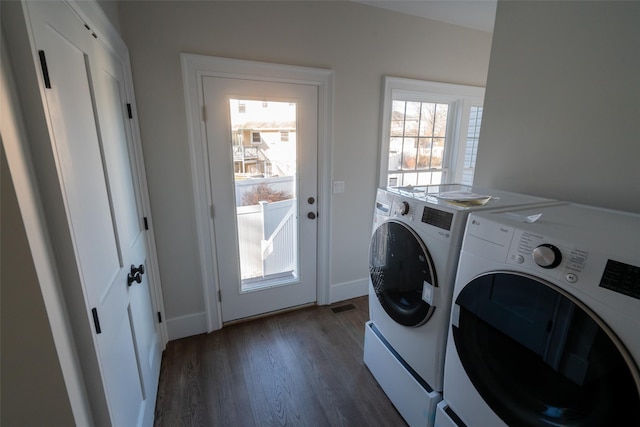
[166,311,208,341]
[165,280,369,340]
[329,277,368,304]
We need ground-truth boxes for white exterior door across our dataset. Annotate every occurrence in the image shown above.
[203,77,318,322]
[26,2,161,426]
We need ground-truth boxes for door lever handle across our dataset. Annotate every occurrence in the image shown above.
[130,264,145,276]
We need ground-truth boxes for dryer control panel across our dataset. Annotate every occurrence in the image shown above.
[463,203,640,323]
[600,260,640,300]
[507,230,589,284]
[463,216,590,285]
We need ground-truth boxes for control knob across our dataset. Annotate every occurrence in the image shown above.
[398,201,410,216]
[533,244,562,269]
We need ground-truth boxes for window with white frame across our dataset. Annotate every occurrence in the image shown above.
[379,77,485,188]
[461,105,483,185]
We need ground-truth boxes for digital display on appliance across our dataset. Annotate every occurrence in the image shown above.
[421,207,453,231]
[599,259,640,300]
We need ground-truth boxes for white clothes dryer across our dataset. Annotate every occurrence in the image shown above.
[436,203,640,427]
[364,185,556,427]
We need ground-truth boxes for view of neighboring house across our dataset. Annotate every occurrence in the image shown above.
[229,99,298,284]
[230,99,297,181]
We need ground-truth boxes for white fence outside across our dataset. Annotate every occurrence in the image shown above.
[236,198,297,281]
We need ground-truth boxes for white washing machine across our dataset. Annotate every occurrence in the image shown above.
[364,185,556,427]
[436,203,640,427]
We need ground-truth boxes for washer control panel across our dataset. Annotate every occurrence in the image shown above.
[388,196,456,241]
[397,201,410,216]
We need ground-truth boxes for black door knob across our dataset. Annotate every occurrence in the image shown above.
[130,264,145,276]
[307,212,316,220]
[127,272,142,286]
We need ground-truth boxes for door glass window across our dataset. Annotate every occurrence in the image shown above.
[229,99,298,291]
[369,220,437,326]
[453,273,640,426]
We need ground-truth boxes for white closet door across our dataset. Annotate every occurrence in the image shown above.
[26,2,160,426]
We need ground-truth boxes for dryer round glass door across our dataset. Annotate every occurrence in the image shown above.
[452,272,640,427]
[369,220,437,327]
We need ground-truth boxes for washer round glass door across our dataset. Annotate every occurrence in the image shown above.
[452,272,640,427]
[369,219,437,327]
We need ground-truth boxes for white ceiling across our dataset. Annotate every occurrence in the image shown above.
[354,0,497,33]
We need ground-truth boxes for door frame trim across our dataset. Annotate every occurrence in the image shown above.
[181,53,334,331]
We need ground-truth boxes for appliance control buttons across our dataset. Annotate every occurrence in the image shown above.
[398,201,410,216]
[565,273,578,283]
[533,244,562,269]
[516,255,525,264]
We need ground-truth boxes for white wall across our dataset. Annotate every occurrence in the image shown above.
[475,0,640,213]
[1,146,76,426]
[1,7,76,422]
[97,0,121,34]
[117,1,492,333]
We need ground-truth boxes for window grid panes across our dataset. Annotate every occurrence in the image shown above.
[388,100,449,187]
[380,78,485,188]
[461,106,482,186]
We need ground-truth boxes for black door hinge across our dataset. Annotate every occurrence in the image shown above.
[143,217,149,230]
[92,308,102,334]
[157,312,163,323]
[83,24,97,39]
[127,103,133,119]
[38,50,52,89]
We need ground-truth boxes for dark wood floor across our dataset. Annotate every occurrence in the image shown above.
[153,296,407,426]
